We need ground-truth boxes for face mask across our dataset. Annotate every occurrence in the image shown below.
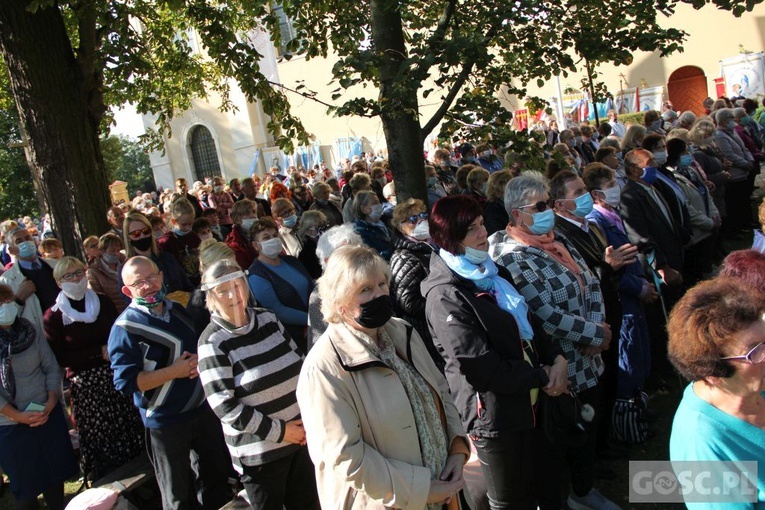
[18,240,36,259]
[574,136,583,144]
[102,253,120,266]
[317,199,328,205]
[199,233,213,242]
[680,154,694,167]
[153,230,164,240]
[259,237,283,258]
[740,116,752,126]
[463,245,488,265]
[600,186,621,208]
[214,186,223,193]
[173,227,189,237]
[652,151,668,166]
[427,177,437,187]
[130,236,152,252]
[0,303,17,326]
[565,138,576,148]
[572,193,594,218]
[525,208,555,235]
[641,166,659,185]
[702,136,714,146]
[241,218,257,232]
[368,204,383,222]
[134,283,167,309]
[353,294,392,329]
[728,120,736,130]
[389,197,398,206]
[480,182,488,194]
[282,214,298,228]
[411,220,431,241]
[481,150,492,158]
[376,177,387,188]
[61,278,88,301]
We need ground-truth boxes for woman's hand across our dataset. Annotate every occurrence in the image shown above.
[427,476,465,505]
[18,411,47,427]
[543,355,569,397]
[283,419,307,445]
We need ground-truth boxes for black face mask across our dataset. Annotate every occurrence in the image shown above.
[130,237,152,252]
[354,295,392,329]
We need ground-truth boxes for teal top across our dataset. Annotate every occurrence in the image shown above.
[670,383,765,509]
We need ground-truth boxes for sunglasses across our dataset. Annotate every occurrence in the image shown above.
[517,201,550,213]
[128,227,152,239]
[720,341,765,365]
[403,212,428,225]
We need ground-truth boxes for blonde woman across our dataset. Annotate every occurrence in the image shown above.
[297,245,470,509]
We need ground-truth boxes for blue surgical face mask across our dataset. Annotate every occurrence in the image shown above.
[427,177,437,187]
[283,214,298,228]
[18,240,37,259]
[463,246,488,264]
[641,166,659,185]
[525,208,555,235]
[680,154,694,167]
[572,193,594,218]
[173,227,189,237]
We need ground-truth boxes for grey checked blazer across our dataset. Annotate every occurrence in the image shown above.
[488,231,605,392]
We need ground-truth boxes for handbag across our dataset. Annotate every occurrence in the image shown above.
[541,389,594,448]
[610,390,649,444]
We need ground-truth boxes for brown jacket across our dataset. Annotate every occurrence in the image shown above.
[87,255,127,313]
[297,318,470,510]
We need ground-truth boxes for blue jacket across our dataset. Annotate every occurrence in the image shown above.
[109,301,206,428]
[353,219,393,261]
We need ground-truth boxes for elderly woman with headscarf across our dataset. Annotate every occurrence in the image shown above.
[297,245,471,510]
[715,107,756,237]
[197,259,318,509]
[487,172,619,510]
[0,282,78,510]
[44,257,144,480]
[667,278,765,508]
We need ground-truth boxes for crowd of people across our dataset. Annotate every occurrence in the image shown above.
[0,93,763,510]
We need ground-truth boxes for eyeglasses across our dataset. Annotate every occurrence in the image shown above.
[126,273,162,289]
[403,212,428,225]
[128,227,152,239]
[517,201,550,213]
[720,342,765,365]
[60,269,85,282]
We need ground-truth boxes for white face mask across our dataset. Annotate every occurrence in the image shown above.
[600,186,621,208]
[411,220,431,241]
[259,238,283,258]
[199,233,213,242]
[241,218,257,232]
[0,302,17,326]
[61,278,88,301]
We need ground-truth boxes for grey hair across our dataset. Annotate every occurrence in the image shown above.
[5,226,25,245]
[351,190,377,221]
[598,138,620,150]
[678,111,696,127]
[316,224,363,270]
[716,108,734,125]
[504,171,550,221]
[732,107,747,120]
[297,210,327,239]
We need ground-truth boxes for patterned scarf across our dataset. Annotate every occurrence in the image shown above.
[507,226,585,295]
[347,325,447,509]
[0,318,37,401]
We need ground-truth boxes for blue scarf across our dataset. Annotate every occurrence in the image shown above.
[440,249,535,340]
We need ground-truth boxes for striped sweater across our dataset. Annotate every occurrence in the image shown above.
[197,307,303,471]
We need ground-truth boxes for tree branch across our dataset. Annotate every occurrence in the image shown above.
[267,80,378,118]
[420,20,502,137]
[410,0,458,84]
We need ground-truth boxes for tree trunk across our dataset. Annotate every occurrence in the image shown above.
[0,1,110,258]
[370,0,426,203]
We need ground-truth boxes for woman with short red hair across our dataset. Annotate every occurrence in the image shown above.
[667,278,765,507]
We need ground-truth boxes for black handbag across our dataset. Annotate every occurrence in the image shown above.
[541,389,593,448]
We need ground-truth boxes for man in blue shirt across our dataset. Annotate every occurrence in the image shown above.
[109,256,231,510]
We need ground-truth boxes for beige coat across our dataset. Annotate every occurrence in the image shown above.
[297,318,469,510]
